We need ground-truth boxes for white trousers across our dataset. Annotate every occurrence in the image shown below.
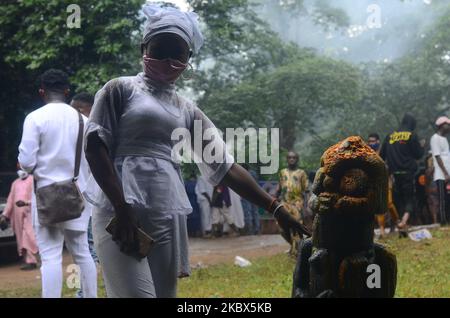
[35,225,97,298]
[212,207,234,225]
[198,200,212,233]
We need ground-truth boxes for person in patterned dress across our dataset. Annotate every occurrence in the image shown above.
[276,151,309,256]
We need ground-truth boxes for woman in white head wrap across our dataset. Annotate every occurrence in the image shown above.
[85,3,308,298]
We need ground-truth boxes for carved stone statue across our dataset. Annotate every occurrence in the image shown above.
[292,136,397,298]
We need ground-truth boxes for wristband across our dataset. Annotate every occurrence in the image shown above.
[272,204,284,219]
[267,198,277,212]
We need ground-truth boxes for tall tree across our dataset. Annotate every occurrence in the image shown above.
[203,55,362,150]
[0,0,144,170]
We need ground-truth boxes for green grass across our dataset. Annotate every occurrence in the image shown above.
[388,228,450,297]
[178,227,450,298]
[1,227,449,298]
[179,253,295,298]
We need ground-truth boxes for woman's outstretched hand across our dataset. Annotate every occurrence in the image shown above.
[221,164,312,238]
[274,206,312,238]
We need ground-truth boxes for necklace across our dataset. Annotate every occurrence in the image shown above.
[153,92,182,118]
[139,73,182,118]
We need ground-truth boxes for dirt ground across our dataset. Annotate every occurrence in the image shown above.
[0,234,289,291]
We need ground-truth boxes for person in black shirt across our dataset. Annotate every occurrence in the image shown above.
[380,113,424,232]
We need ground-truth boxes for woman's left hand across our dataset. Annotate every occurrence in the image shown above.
[0,215,8,231]
[112,203,141,257]
[15,200,28,207]
[220,164,312,237]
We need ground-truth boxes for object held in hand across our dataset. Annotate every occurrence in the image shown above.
[15,200,29,207]
[273,205,312,237]
[106,216,154,260]
[0,215,9,231]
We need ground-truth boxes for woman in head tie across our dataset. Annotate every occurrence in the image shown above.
[84,4,308,298]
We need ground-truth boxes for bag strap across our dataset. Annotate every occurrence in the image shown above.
[73,111,84,180]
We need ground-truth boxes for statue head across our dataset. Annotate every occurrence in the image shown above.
[309,136,388,250]
[311,136,388,217]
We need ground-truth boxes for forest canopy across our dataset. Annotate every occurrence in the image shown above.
[1,0,449,175]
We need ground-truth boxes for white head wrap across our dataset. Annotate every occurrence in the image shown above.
[142,4,204,55]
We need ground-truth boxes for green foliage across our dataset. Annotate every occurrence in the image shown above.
[183,0,355,171]
[200,55,361,156]
[311,0,350,30]
[281,3,450,168]
[0,0,144,170]
[342,3,450,151]
[258,0,349,30]
[3,0,450,175]
[186,0,349,93]
[185,0,315,96]
[1,0,144,91]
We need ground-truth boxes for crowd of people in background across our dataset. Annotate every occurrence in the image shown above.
[4,109,448,261]
[184,150,314,262]
[0,87,99,281]
[2,77,444,293]
[183,111,450,246]
[370,113,449,237]
[2,92,449,296]
[185,167,261,239]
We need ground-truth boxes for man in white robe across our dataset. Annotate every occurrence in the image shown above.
[195,175,213,237]
[223,189,245,234]
[18,69,97,298]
